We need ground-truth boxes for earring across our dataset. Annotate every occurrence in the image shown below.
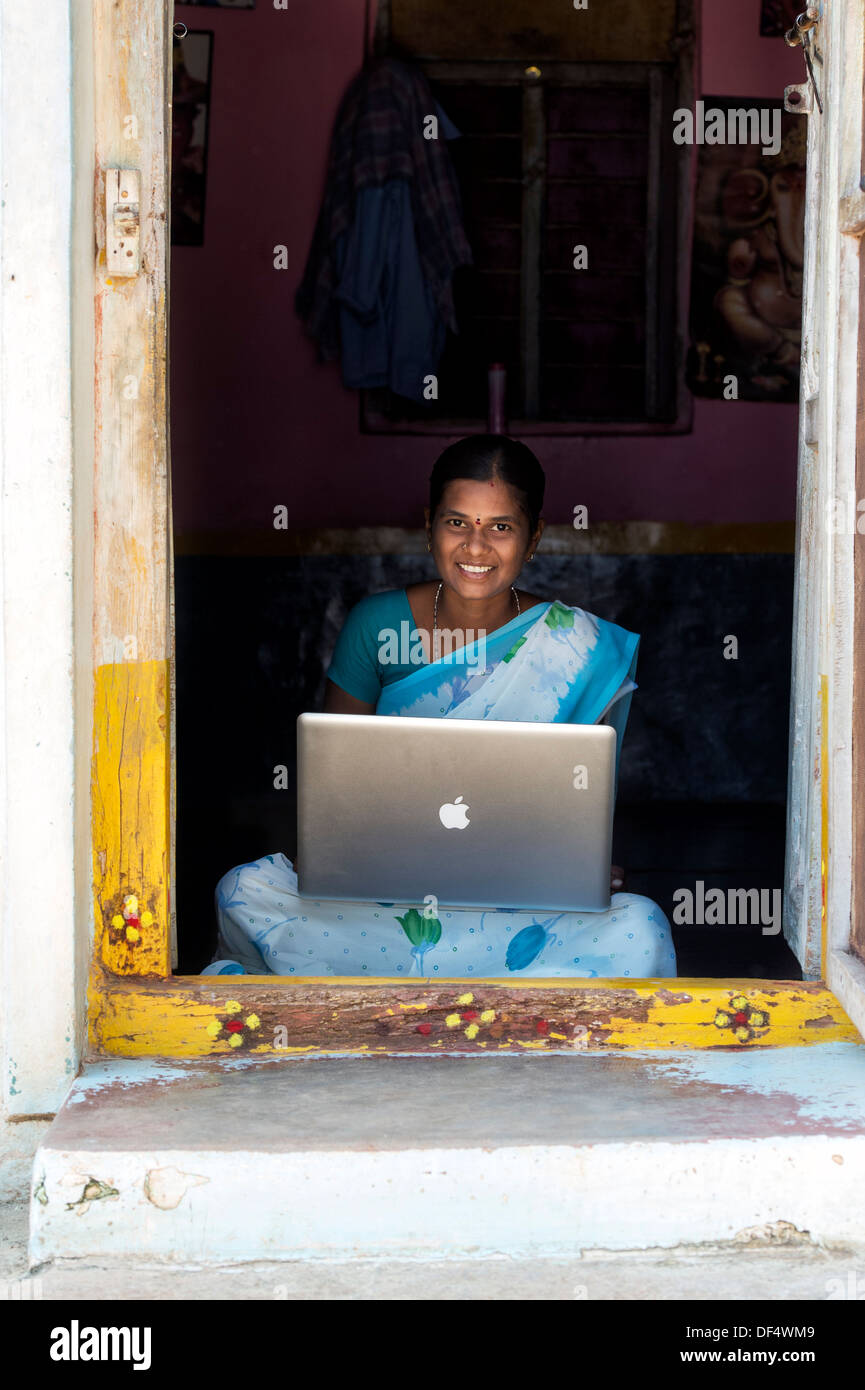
[528,553,534,562]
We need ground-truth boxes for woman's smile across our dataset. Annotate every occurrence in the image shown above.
[455,560,496,578]
[427,475,541,612]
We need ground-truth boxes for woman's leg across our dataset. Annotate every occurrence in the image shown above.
[487,893,677,978]
[212,856,285,974]
[210,856,676,979]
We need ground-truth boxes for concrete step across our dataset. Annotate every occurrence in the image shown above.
[29,1046,865,1266]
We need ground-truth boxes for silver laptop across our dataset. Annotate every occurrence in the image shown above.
[297,713,616,912]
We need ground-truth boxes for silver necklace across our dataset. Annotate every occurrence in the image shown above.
[433,581,520,638]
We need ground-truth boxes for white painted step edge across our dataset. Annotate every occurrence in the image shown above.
[29,1136,865,1265]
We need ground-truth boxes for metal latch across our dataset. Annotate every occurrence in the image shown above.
[105,169,141,276]
[784,5,823,114]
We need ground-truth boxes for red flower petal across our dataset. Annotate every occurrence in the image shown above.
[416,1023,432,1036]
[535,1019,549,1034]
[461,1010,479,1021]
[733,1011,748,1026]
[226,1019,244,1033]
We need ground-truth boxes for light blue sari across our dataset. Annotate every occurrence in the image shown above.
[378,599,636,721]
[209,600,676,979]
[377,599,639,786]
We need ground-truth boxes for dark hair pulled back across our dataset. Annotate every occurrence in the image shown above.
[428,435,545,533]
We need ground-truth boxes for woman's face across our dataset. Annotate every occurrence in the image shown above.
[426,476,541,601]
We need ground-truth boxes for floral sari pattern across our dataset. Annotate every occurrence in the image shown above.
[208,601,676,980]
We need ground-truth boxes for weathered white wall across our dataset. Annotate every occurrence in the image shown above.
[0,0,93,1198]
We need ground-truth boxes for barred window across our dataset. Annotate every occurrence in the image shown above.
[362,62,688,434]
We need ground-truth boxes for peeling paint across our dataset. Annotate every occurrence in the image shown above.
[642,1043,865,1129]
[89,977,859,1057]
[144,1166,209,1210]
[91,662,171,982]
[733,1220,812,1246]
[29,1045,865,1266]
[60,1175,120,1214]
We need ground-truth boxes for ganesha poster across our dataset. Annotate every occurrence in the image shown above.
[686,100,806,404]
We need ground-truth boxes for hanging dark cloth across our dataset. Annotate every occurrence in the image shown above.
[295,57,472,389]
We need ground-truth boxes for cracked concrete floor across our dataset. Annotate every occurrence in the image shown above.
[2,1200,864,1299]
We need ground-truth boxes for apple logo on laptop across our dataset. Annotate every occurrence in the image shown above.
[439,795,470,829]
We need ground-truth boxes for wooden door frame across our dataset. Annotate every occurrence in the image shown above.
[820,0,865,1036]
[86,0,859,1059]
[783,0,865,1041]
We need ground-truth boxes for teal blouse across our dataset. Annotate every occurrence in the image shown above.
[327,589,639,792]
[327,589,425,704]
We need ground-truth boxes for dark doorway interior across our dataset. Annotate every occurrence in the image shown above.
[175,550,799,979]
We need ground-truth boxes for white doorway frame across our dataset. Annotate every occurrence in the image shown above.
[784,0,865,1036]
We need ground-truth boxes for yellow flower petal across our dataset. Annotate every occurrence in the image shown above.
[480,1009,495,1023]
[123,895,139,916]
[734,1027,751,1042]
[445,1013,461,1028]
[456,992,474,1005]
[205,1021,222,1038]
[228,1033,243,1048]
[140,911,154,927]
[224,1000,242,1014]
[714,1011,731,1028]
[750,1012,766,1028]
[730,994,748,1011]
[111,915,124,929]
[244,1014,260,1030]
[464,1023,479,1039]
[125,926,140,943]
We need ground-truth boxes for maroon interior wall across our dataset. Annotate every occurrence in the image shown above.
[170,0,804,534]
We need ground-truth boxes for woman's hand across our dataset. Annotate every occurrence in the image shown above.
[611,864,625,894]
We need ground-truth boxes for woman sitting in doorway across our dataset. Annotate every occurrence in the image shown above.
[207,436,676,979]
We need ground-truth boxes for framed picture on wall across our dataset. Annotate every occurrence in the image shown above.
[686,99,806,404]
[171,32,214,247]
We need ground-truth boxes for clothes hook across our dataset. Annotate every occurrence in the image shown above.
[173,21,188,40]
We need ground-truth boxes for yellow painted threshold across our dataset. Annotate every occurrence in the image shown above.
[89,974,860,1057]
